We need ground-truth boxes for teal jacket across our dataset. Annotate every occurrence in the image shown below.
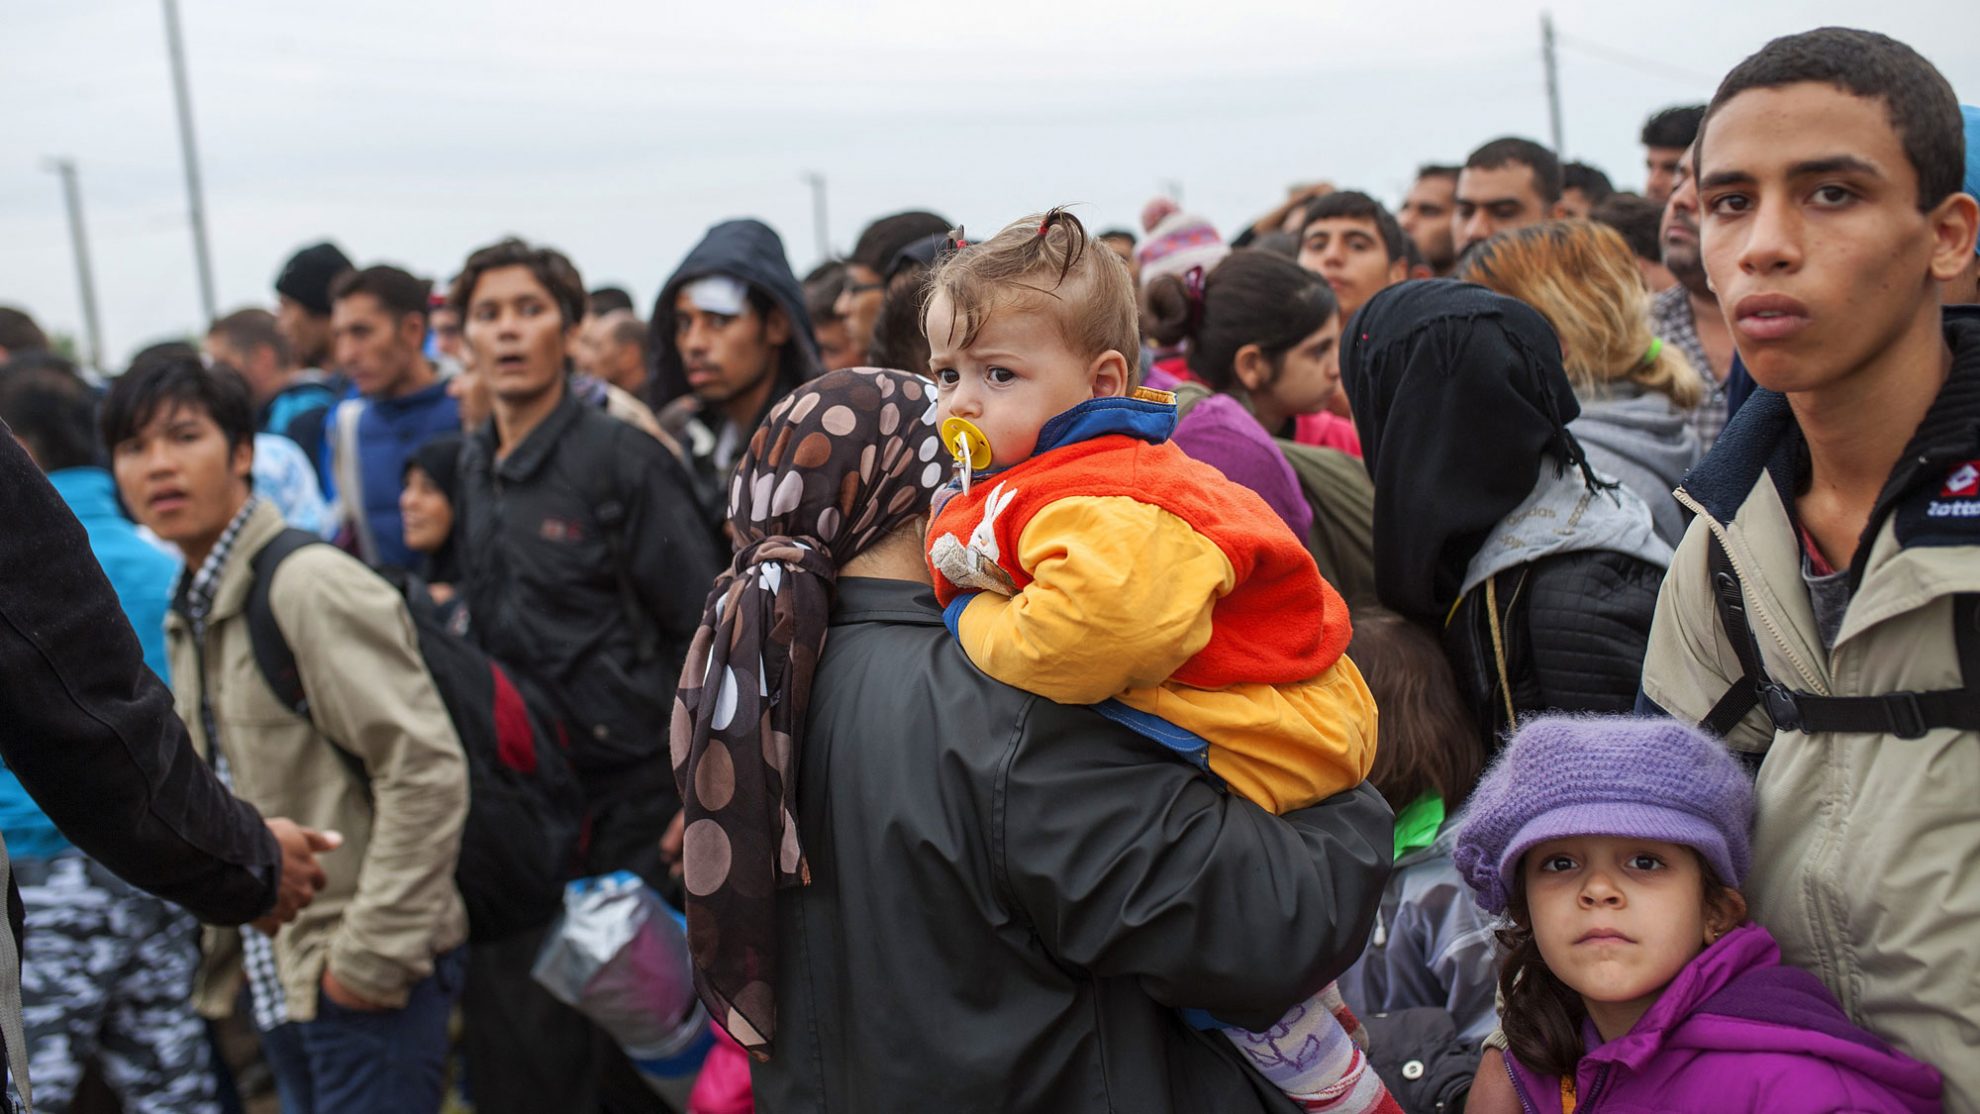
[0,468,179,858]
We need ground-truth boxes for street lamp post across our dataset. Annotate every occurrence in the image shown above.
[43,158,106,376]
[162,0,217,322]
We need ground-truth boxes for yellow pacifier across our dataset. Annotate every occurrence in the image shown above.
[941,417,991,494]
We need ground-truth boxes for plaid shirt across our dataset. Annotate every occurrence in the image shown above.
[179,497,290,1032]
[1651,284,1729,452]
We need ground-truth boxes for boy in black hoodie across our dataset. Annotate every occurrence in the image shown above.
[647,219,821,529]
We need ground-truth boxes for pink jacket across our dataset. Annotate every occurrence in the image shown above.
[1505,923,1940,1113]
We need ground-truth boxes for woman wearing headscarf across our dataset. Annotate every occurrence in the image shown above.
[1342,281,1671,749]
[669,367,1391,1112]
[399,434,465,618]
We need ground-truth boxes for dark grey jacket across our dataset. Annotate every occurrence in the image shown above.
[459,386,722,789]
[751,577,1394,1114]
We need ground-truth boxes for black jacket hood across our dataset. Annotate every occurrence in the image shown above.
[647,218,820,413]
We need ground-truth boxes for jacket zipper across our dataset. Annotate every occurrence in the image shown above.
[1671,488,1828,695]
[1504,1055,1539,1114]
[1577,1064,1611,1112]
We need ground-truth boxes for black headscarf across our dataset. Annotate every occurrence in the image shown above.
[404,433,464,586]
[670,368,947,1058]
[1341,281,1599,626]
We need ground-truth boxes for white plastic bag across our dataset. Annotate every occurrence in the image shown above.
[532,872,712,1100]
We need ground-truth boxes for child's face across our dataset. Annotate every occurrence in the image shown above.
[1697,82,1980,396]
[926,289,1126,468]
[1522,836,1715,1037]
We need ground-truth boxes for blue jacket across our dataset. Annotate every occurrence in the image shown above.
[0,468,179,859]
[322,381,459,570]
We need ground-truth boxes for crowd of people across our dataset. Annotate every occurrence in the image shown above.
[2,22,1978,1114]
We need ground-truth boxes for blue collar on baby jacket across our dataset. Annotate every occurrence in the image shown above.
[1031,387,1179,456]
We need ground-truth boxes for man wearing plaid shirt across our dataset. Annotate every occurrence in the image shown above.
[106,352,468,1114]
[1652,148,1738,451]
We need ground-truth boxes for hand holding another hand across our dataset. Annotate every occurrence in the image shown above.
[254,818,342,936]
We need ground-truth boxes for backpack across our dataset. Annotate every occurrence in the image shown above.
[1701,535,1980,740]
[245,528,585,943]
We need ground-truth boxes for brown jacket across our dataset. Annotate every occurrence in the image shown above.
[166,500,468,1021]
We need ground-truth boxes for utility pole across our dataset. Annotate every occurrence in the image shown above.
[162,0,217,322]
[803,172,830,260]
[1541,12,1566,156]
[43,158,106,375]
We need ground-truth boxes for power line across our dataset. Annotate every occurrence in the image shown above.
[1554,31,1717,88]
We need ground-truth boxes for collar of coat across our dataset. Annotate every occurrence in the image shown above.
[1678,307,1980,575]
[474,385,588,484]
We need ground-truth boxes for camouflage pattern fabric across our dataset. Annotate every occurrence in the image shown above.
[11,853,218,1114]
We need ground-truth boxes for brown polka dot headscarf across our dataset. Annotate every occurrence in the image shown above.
[670,366,945,1057]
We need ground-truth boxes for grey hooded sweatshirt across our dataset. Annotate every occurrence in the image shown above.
[1568,384,1702,545]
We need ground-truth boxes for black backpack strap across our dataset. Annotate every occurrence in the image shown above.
[1701,535,1767,738]
[1704,534,1980,740]
[245,528,329,719]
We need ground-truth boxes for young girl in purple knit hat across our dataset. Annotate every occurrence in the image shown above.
[1455,715,1942,1113]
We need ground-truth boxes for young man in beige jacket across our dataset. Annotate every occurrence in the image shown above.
[1638,28,1980,1113]
[105,351,470,1114]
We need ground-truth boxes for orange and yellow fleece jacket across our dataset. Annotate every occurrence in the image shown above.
[928,391,1376,813]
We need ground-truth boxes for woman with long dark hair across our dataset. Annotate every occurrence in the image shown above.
[1141,249,1378,603]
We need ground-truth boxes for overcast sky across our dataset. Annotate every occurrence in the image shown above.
[6,0,1977,367]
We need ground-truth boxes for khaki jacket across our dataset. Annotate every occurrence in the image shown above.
[1642,326,1980,1112]
[165,500,469,1022]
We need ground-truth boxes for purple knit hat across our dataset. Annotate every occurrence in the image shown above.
[1453,715,1754,914]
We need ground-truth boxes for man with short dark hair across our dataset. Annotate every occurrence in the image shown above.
[587,309,649,395]
[1639,104,1705,204]
[1639,28,1979,1108]
[0,307,47,363]
[803,261,861,371]
[451,237,720,1114]
[587,286,635,318]
[206,307,338,469]
[1559,160,1615,218]
[648,219,822,525]
[324,265,458,570]
[1296,191,1409,326]
[1591,192,1677,292]
[834,210,950,360]
[1649,148,1737,449]
[103,353,469,1114]
[1454,137,1566,256]
[1398,164,1461,275]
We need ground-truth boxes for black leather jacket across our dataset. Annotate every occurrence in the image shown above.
[1444,548,1664,749]
[751,577,1394,1114]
